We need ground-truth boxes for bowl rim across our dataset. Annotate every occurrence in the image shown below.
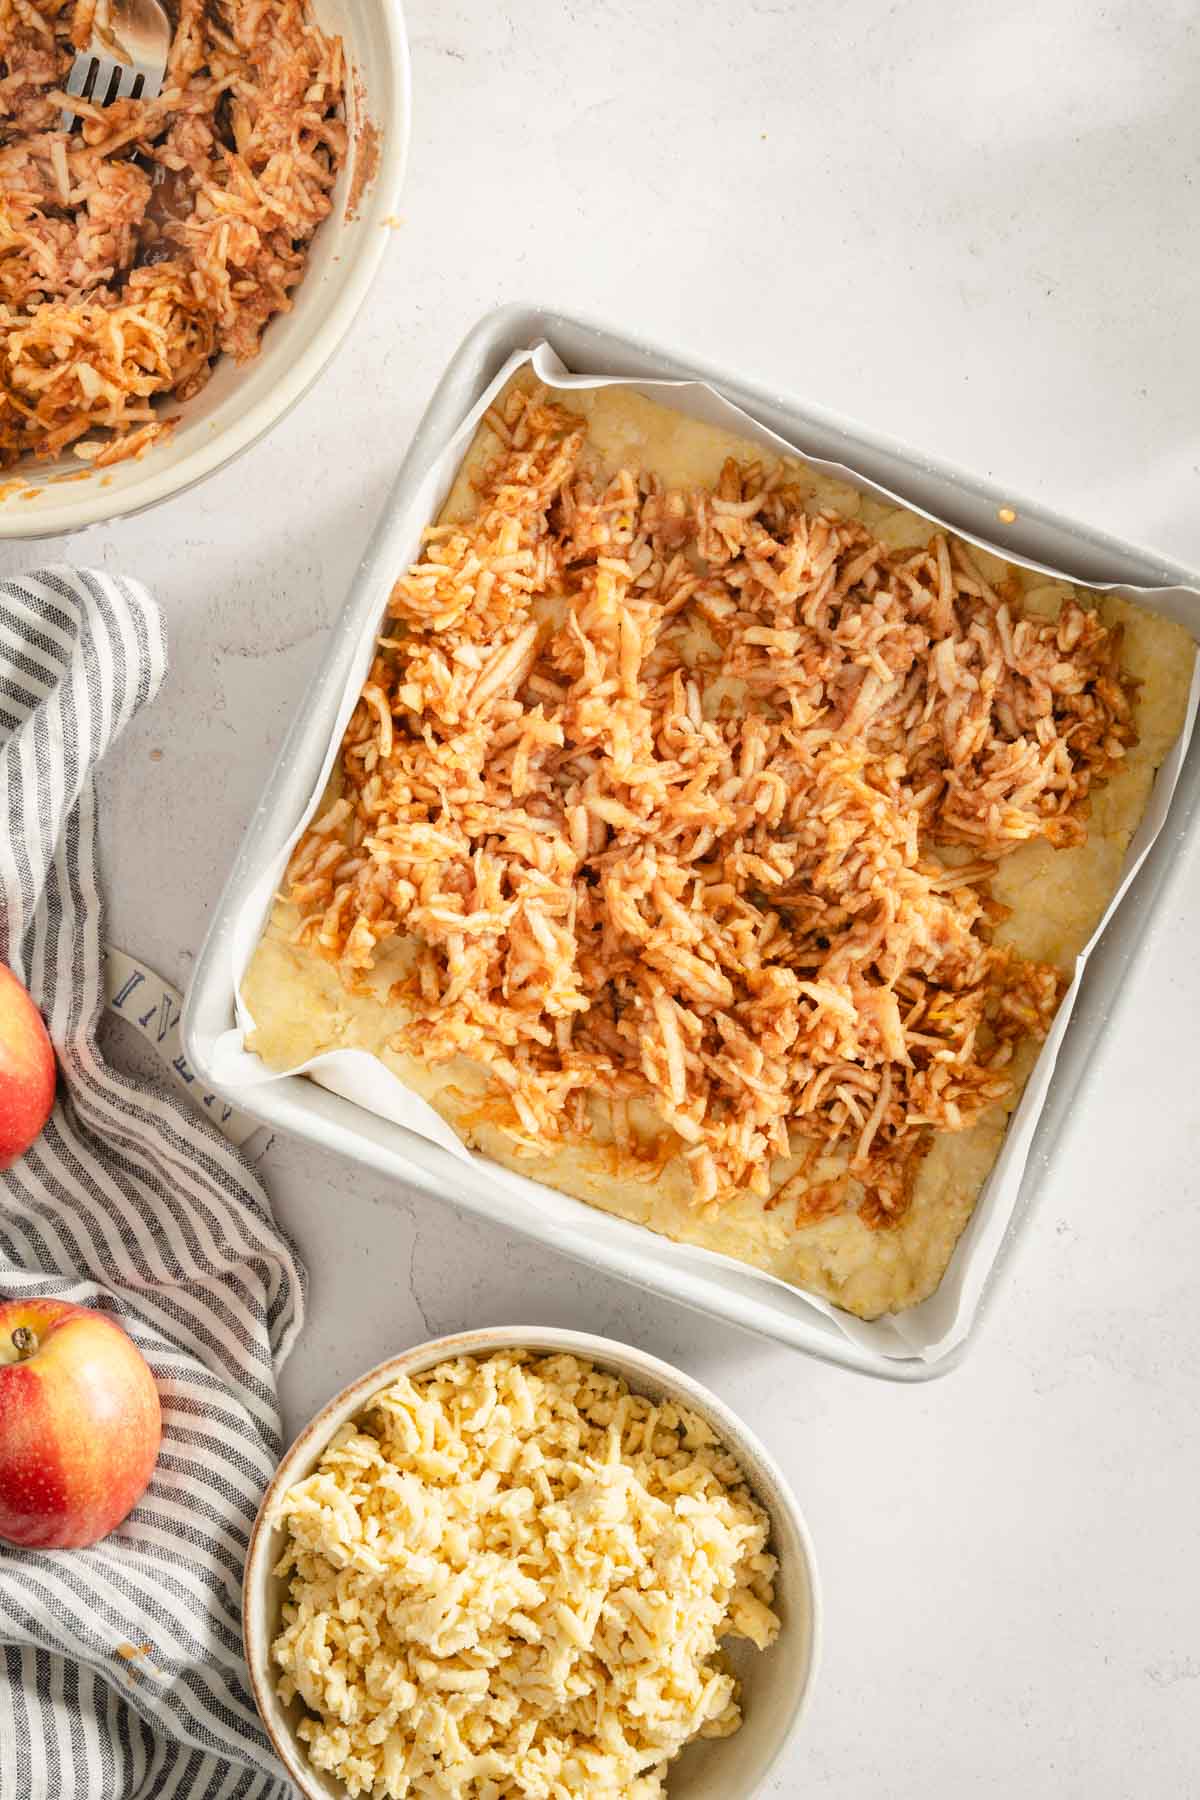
[0,0,412,541]
[243,1324,823,1800]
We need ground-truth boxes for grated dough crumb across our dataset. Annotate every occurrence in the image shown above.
[271,1350,780,1797]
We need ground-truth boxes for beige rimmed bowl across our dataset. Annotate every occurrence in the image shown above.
[0,0,410,539]
[243,1326,821,1800]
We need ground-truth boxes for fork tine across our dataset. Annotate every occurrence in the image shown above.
[114,60,141,100]
[60,51,95,127]
[63,53,94,98]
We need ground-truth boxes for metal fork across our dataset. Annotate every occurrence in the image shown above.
[61,0,171,128]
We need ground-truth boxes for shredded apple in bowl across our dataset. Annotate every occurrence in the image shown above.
[0,0,345,469]
[284,384,1139,1231]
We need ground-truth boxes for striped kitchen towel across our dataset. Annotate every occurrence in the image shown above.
[0,570,301,1800]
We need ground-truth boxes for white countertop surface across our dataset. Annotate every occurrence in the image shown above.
[4,1,1200,1792]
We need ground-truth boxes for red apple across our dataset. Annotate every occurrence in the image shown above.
[0,1298,161,1549]
[0,964,56,1168]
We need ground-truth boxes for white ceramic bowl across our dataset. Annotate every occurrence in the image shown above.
[0,0,410,540]
[244,1326,821,1800]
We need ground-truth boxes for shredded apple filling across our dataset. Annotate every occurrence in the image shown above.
[0,0,345,467]
[285,389,1138,1226]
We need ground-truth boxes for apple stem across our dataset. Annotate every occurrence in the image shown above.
[10,1327,36,1360]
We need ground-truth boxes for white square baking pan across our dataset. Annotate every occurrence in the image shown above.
[182,303,1200,1380]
